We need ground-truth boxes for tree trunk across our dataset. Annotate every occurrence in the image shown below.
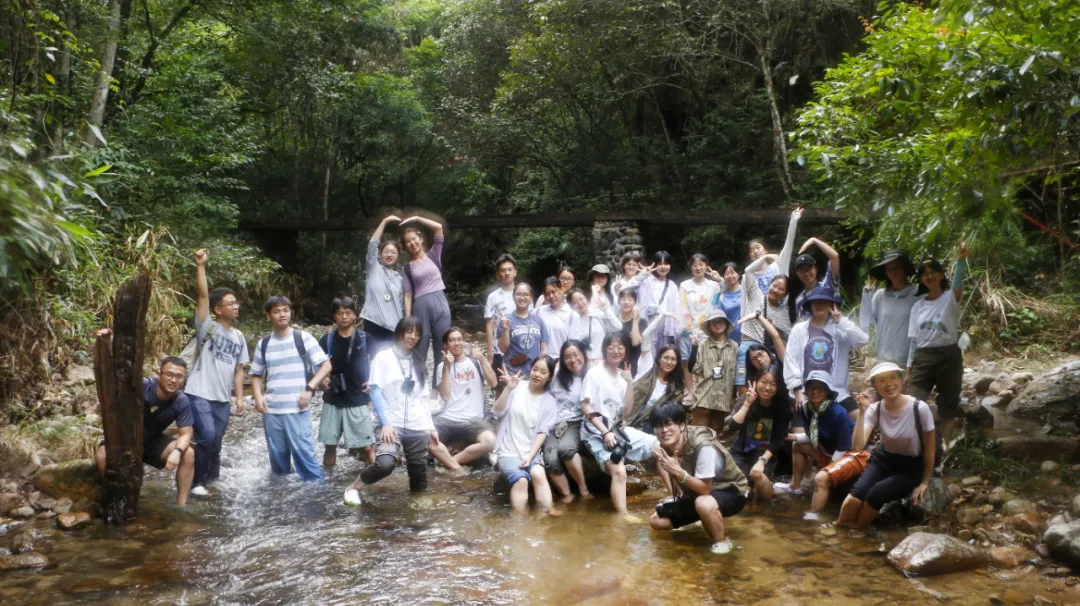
[757,44,795,200]
[82,0,123,148]
[94,273,152,525]
[51,4,74,154]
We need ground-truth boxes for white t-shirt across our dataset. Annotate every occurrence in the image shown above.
[645,380,668,411]
[679,279,720,333]
[579,364,628,439]
[864,398,936,458]
[908,293,961,349]
[370,348,434,432]
[435,360,486,423]
[537,303,575,354]
[694,445,727,479]
[494,385,556,459]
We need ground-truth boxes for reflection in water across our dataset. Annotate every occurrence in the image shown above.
[0,402,1066,605]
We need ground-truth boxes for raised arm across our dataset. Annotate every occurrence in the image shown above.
[778,208,802,273]
[372,214,401,244]
[195,249,209,324]
[401,215,444,238]
[799,237,841,280]
[438,354,454,401]
[851,395,872,451]
[859,278,878,333]
[952,239,968,302]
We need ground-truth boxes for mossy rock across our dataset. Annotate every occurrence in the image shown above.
[32,460,101,503]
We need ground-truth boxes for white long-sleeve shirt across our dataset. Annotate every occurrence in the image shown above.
[783,317,869,403]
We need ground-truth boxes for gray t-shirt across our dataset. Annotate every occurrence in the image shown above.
[184,316,250,402]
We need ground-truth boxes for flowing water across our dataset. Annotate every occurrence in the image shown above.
[0,403,1068,605]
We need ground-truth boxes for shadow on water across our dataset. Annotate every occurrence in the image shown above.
[0,401,1067,605]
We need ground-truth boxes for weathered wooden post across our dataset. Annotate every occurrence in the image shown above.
[93,273,151,525]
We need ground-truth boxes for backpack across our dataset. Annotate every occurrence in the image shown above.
[179,321,245,374]
[877,398,943,467]
[259,329,314,385]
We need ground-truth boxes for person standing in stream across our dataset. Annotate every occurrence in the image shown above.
[907,238,969,446]
[187,248,249,497]
[401,215,451,383]
[362,214,405,357]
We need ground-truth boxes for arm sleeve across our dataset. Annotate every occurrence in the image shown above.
[367,238,379,267]
[600,306,621,332]
[859,288,877,333]
[864,403,879,432]
[318,334,330,355]
[176,396,195,428]
[835,413,854,452]
[535,394,559,435]
[434,362,444,389]
[430,235,445,266]
[304,333,330,366]
[918,400,936,433]
[783,325,805,391]
[838,317,870,349]
[778,211,800,274]
[370,385,391,426]
[694,446,719,479]
[538,316,550,344]
[483,291,497,319]
[952,258,967,292]
[250,340,266,376]
[239,337,250,365]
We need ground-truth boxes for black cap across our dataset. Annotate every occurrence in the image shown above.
[794,254,817,269]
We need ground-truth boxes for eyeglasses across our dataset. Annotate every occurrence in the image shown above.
[163,371,186,381]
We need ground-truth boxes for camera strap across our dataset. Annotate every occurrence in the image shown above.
[327,330,355,367]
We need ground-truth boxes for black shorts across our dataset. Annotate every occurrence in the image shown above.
[731,449,776,478]
[667,487,747,529]
[100,434,175,469]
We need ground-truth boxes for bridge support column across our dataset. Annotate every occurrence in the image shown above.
[591,220,644,269]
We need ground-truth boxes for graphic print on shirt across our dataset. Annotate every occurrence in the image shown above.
[210,330,245,366]
[803,326,835,375]
[744,416,774,453]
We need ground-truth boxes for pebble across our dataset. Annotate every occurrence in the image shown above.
[1041,461,1059,473]
[961,476,984,487]
[56,512,92,530]
[947,484,963,500]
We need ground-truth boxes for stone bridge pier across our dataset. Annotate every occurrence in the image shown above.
[591,220,644,269]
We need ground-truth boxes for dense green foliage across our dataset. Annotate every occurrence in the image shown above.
[1,0,1077,411]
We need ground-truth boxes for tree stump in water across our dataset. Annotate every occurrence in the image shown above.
[94,273,151,525]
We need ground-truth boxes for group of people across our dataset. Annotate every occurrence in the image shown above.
[94,210,971,555]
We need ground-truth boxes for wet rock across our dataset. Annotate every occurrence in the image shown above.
[52,497,73,514]
[991,545,1034,569]
[0,552,49,570]
[1044,521,1080,571]
[975,527,1010,546]
[1007,360,1080,422]
[10,506,35,519]
[989,487,1016,506]
[0,493,25,516]
[908,478,952,520]
[56,511,92,530]
[958,529,972,540]
[625,477,647,497]
[956,507,981,525]
[982,395,1010,408]
[1003,499,1038,515]
[1013,512,1047,535]
[10,529,34,553]
[36,511,55,520]
[1042,461,1060,473]
[964,402,995,427]
[72,498,102,519]
[975,375,997,395]
[962,475,985,487]
[31,459,102,503]
[887,532,989,576]
[996,436,1080,462]
[947,483,963,500]
[1035,543,1051,558]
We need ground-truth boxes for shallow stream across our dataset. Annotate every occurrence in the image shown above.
[0,403,1066,605]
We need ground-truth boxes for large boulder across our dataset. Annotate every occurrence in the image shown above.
[1007,360,1080,423]
[31,460,101,503]
[888,532,989,576]
[1044,521,1080,571]
[995,435,1080,462]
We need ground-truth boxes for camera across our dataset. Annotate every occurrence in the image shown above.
[608,425,632,464]
[402,377,416,395]
[331,373,349,395]
[656,496,679,519]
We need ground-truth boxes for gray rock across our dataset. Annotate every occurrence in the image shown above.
[981,395,1008,408]
[975,375,997,395]
[10,530,34,553]
[989,376,1016,395]
[1050,514,1070,528]
[9,506,35,519]
[1007,360,1080,421]
[51,497,72,514]
[989,486,1016,506]
[909,478,952,521]
[1044,521,1080,571]
[964,402,995,427]
[961,475,985,487]
[888,532,989,576]
[1042,460,1060,473]
[1002,499,1037,515]
[996,435,1080,462]
[1011,371,1035,386]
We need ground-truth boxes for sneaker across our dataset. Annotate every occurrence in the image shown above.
[343,488,362,507]
[710,539,735,555]
[190,486,209,497]
[802,511,820,521]
[772,482,804,496]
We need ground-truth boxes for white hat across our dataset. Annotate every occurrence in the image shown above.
[867,361,904,384]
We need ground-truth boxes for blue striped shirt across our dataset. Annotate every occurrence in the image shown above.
[250,329,329,414]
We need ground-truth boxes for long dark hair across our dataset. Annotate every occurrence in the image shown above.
[652,250,673,279]
[556,339,588,391]
[652,345,686,397]
[745,342,776,384]
[394,316,426,389]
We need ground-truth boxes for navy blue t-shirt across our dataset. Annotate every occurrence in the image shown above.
[143,378,194,437]
[796,399,854,456]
